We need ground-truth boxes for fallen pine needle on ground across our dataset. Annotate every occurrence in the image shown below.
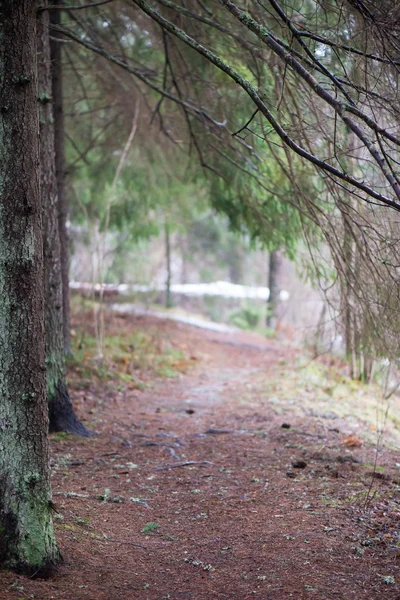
[2,309,400,600]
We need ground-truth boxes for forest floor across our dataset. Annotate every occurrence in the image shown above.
[2,308,400,600]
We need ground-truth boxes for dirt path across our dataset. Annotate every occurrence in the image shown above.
[2,315,400,599]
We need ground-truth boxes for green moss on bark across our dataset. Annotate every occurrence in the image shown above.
[37,0,89,436]
[0,0,60,574]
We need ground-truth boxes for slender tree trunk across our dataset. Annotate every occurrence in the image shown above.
[165,221,172,308]
[37,2,90,436]
[0,1,60,574]
[342,212,356,378]
[314,302,327,355]
[227,243,243,284]
[179,235,188,283]
[50,0,71,356]
[266,250,282,329]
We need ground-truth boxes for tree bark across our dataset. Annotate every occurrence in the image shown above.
[266,250,282,330]
[50,0,71,356]
[227,243,243,284]
[165,221,172,308]
[37,2,90,436]
[341,209,356,378]
[0,0,60,575]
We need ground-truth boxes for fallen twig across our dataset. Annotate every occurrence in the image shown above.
[54,491,150,508]
[204,429,233,435]
[54,491,90,499]
[292,430,325,439]
[154,461,215,471]
[106,538,149,550]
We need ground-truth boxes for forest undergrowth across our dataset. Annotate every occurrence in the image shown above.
[1,308,400,600]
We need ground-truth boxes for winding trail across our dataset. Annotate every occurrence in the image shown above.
[1,315,400,599]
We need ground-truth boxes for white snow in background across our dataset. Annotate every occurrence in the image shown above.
[111,304,237,333]
[70,280,290,301]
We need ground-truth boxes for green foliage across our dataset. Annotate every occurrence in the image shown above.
[64,4,322,284]
[67,316,190,390]
[62,12,347,389]
[141,522,161,533]
[229,305,261,329]
[207,132,318,259]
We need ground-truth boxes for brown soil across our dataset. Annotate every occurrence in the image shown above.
[2,312,400,600]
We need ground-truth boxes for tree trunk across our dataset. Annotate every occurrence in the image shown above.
[0,1,60,575]
[341,211,356,378]
[313,302,327,355]
[165,221,172,308]
[179,235,188,283]
[50,0,71,356]
[227,243,243,284]
[266,250,282,329]
[37,2,90,436]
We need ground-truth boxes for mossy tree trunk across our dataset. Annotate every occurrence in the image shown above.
[0,0,60,575]
[37,3,90,436]
[50,0,71,356]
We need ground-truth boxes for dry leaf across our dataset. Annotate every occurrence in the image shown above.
[340,434,363,448]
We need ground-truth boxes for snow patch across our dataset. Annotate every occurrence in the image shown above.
[111,304,237,333]
[70,280,289,301]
